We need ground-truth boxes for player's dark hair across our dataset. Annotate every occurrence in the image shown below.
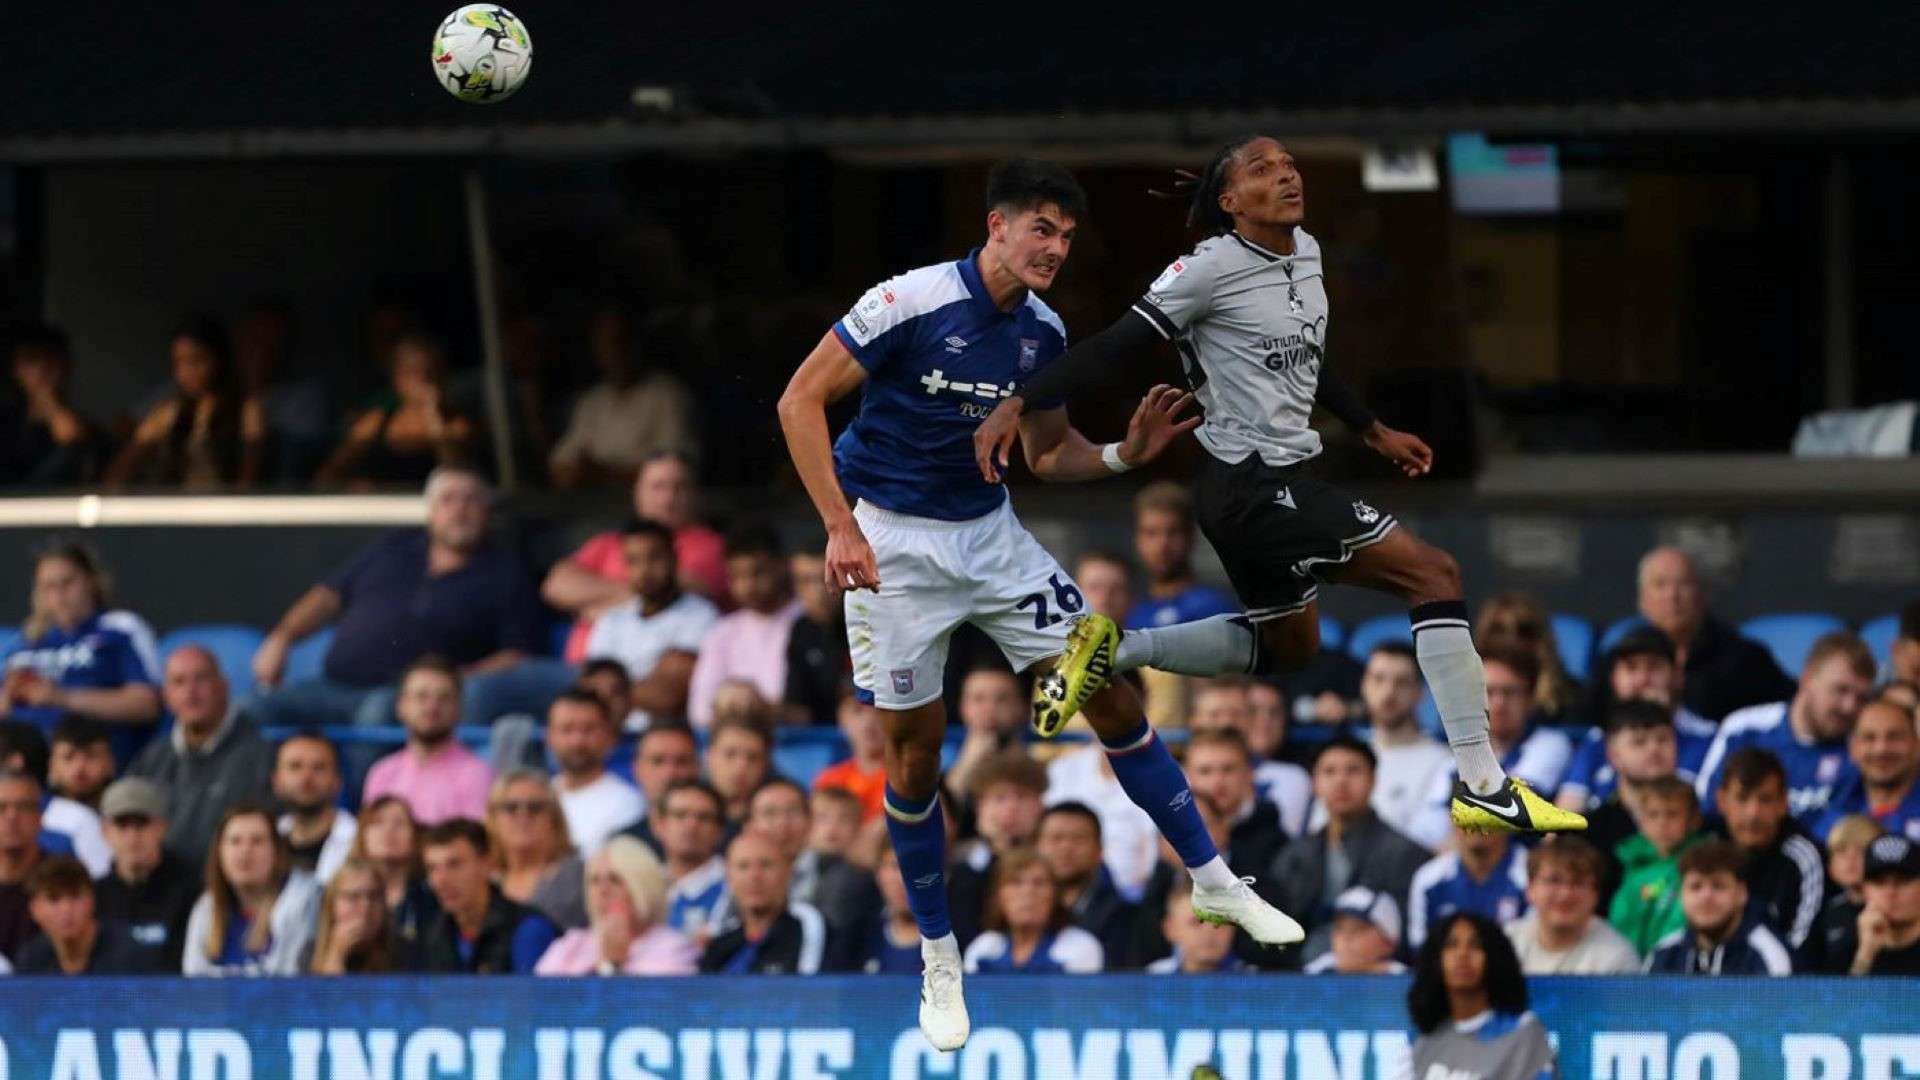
[1039,800,1103,839]
[1153,136,1262,235]
[984,159,1087,224]
[723,520,783,561]
[1408,912,1528,1035]
[620,516,677,553]
[1721,747,1787,794]
[1312,733,1377,773]
[1602,699,1675,738]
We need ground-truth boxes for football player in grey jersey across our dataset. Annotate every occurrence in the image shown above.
[974,136,1584,835]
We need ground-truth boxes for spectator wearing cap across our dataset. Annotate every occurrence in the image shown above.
[1606,776,1709,955]
[1504,838,1640,975]
[950,750,1048,947]
[0,766,54,961]
[1035,802,1136,964]
[1813,815,1884,972]
[1145,878,1251,974]
[37,718,111,876]
[1304,886,1408,974]
[1406,825,1529,953]
[93,777,200,970]
[1646,839,1793,975]
[546,690,644,854]
[700,831,839,974]
[1634,546,1794,721]
[1270,736,1429,962]
[1557,626,1717,815]
[272,733,355,885]
[1698,632,1876,829]
[360,658,492,827]
[14,855,157,974]
[250,467,566,733]
[580,519,718,731]
[962,845,1103,975]
[813,695,887,823]
[1356,644,1451,841]
[544,453,732,665]
[182,804,322,976]
[410,818,559,974]
[1713,747,1827,957]
[126,645,274,870]
[1815,698,1920,843]
[687,524,808,729]
[745,778,878,939]
[615,723,700,855]
[1848,835,1920,975]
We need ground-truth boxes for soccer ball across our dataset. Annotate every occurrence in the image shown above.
[432,5,533,104]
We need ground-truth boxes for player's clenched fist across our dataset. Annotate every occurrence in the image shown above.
[825,519,881,592]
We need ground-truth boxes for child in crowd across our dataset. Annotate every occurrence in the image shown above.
[1146,879,1250,974]
[1609,776,1709,955]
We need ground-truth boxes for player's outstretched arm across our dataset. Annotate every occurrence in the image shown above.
[1017,385,1199,484]
[973,311,1164,482]
[776,332,880,591]
[1316,363,1433,478]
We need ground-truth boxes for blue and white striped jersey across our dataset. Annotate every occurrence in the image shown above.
[832,250,1067,522]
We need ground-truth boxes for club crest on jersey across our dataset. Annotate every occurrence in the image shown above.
[1018,338,1039,371]
[1819,755,1842,783]
[1352,500,1380,525]
[891,669,915,696]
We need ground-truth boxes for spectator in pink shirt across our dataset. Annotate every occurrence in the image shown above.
[687,524,807,729]
[543,453,732,663]
[533,835,697,976]
[362,659,491,826]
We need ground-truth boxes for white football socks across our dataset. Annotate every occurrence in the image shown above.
[1411,602,1506,796]
[1112,614,1259,676]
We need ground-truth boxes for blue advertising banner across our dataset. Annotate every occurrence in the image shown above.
[0,975,1912,1079]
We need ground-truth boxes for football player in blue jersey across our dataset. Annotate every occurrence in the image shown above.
[777,159,1301,1052]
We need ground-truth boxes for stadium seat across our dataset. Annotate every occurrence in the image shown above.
[0,627,19,659]
[1318,615,1345,653]
[1862,614,1901,672]
[1345,614,1412,662]
[1597,616,1647,658]
[158,624,266,699]
[1550,614,1594,681]
[284,626,336,684]
[1739,613,1849,678]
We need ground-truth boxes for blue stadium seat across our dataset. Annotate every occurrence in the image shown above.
[1550,614,1594,681]
[1318,615,1345,654]
[1862,614,1901,673]
[1739,613,1849,678]
[158,624,266,699]
[1597,616,1647,658]
[0,627,20,659]
[284,626,336,684]
[1346,614,1412,662]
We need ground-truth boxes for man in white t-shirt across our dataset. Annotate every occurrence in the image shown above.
[547,689,645,853]
[584,518,720,730]
[1359,644,1453,839]
[1504,836,1639,975]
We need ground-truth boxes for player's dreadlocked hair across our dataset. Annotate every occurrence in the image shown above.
[1152,136,1261,235]
[984,158,1089,223]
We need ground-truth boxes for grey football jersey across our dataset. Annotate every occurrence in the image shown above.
[1132,228,1328,468]
[1410,1011,1558,1080]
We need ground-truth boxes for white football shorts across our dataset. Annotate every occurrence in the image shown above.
[845,498,1084,711]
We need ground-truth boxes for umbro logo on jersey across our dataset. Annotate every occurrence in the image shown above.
[1169,789,1193,812]
[944,336,969,353]
[1274,487,1296,509]
[912,873,941,888]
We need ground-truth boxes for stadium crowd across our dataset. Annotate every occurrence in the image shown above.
[0,455,1915,981]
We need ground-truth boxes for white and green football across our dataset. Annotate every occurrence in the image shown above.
[432,5,533,104]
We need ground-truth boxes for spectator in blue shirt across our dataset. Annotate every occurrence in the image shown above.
[1816,698,1920,843]
[963,846,1104,974]
[1406,826,1529,952]
[411,818,558,974]
[181,804,321,976]
[249,466,572,734]
[2,542,160,763]
[1125,483,1239,728]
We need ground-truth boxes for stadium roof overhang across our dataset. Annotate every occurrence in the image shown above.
[6,97,1920,163]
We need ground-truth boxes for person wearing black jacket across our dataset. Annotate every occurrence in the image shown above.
[1635,547,1795,722]
[410,819,558,974]
[1714,749,1827,960]
[92,778,199,969]
[1645,840,1793,975]
[699,831,837,974]
[15,855,157,974]
[1035,802,1135,964]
